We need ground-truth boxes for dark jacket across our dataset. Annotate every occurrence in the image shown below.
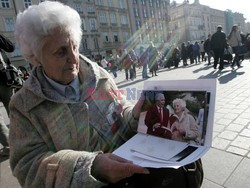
[211,30,227,50]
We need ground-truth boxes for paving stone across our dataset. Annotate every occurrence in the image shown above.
[202,148,242,185]
[224,158,250,188]
[240,128,250,137]
[231,108,245,114]
[217,108,231,114]
[233,118,250,126]
[223,113,239,120]
[231,136,250,150]
[238,112,250,119]
[213,124,225,132]
[212,137,231,150]
[201,179,224,188]
[226,124,244,132]
[216,118,232,126]
[0,160,21,188]
[226,146,248,156]
[218,130,238,140]
[214,112,225,119]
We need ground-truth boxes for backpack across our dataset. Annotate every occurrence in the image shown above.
[0,52,24,89]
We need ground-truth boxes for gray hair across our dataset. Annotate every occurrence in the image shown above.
[173,98,186,108]
[15,1,82,66]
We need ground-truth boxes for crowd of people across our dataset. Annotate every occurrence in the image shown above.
[97,25,250,81]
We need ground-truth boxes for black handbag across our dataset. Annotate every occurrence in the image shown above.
[105,159,203,188]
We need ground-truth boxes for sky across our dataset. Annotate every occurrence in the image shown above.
[173,0,250,22]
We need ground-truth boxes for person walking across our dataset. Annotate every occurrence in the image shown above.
[0,34,15,156]
[211,25,227,70]
[181,42,188,66]
[204,34,213,65]
[228,24,242,69]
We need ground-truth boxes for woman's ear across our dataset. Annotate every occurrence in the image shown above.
[28,55,41,66]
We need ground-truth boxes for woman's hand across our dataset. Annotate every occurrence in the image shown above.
[91,153,149,183]
[132,91,145,120]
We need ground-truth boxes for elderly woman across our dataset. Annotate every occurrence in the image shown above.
[170,98,199,143]
[9,2,149,187]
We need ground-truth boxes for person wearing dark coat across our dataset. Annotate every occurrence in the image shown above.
[211,25,227,70]
[204,34,213,65]
[181,42,188,66]
[0,34,15,156]
[144,93,170,139]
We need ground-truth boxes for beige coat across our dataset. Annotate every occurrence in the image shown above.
[9,55,137,188]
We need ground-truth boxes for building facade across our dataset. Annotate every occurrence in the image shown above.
[126,0,170,51]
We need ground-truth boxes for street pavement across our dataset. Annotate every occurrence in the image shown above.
[1,58,250,187]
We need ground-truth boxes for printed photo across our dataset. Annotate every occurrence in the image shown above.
[138,90,210,146]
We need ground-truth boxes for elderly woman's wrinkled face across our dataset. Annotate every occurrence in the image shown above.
[173,102,184,114]
[41,29,79,85]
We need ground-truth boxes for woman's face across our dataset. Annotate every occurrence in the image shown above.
[173,102,183,114]
[41,29,79,85]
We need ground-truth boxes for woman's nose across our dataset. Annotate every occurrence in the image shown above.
[67,46,77,63]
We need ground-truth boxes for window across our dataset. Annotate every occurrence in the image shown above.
[110,13,117,24]
[113,32,118,42]
[93,38,99,49]
[133,0,137,4]
[87,5,95,13]
[99,12,107,23]
[158,12,161,19]
[96,0,104,6]
[89,18,97,30]
[24,0,31,9]
[145,22,149,30]
[156,0,160,8]
[108,0,113,7]
[134,8,139,17]
[143,9,147,18]
[122,31,129,42]
[149,0,153,6]
[151,10,154,18]
[141,0,145,5]
[119,0,125,9]
[1,0,10,8]
[4,18,15,32]
[74,3,83,13]
[103,32,109,42]
[82,38,88,50]
[136,20,141,30]
[81,18,86,31]
[120,15,127,25]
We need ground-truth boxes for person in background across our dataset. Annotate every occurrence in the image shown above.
[122,50,134,81]
[204,34,213,65]
[129,49,138,79]
[228,24,242,69]
[200,40,206,62]
[0,34,15,157]
[181,42,188,66]
[211,25,227,70]
[10,2,149,187]
[100,56,108,71]
[193,41,200,64]
[139,46,150,79]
